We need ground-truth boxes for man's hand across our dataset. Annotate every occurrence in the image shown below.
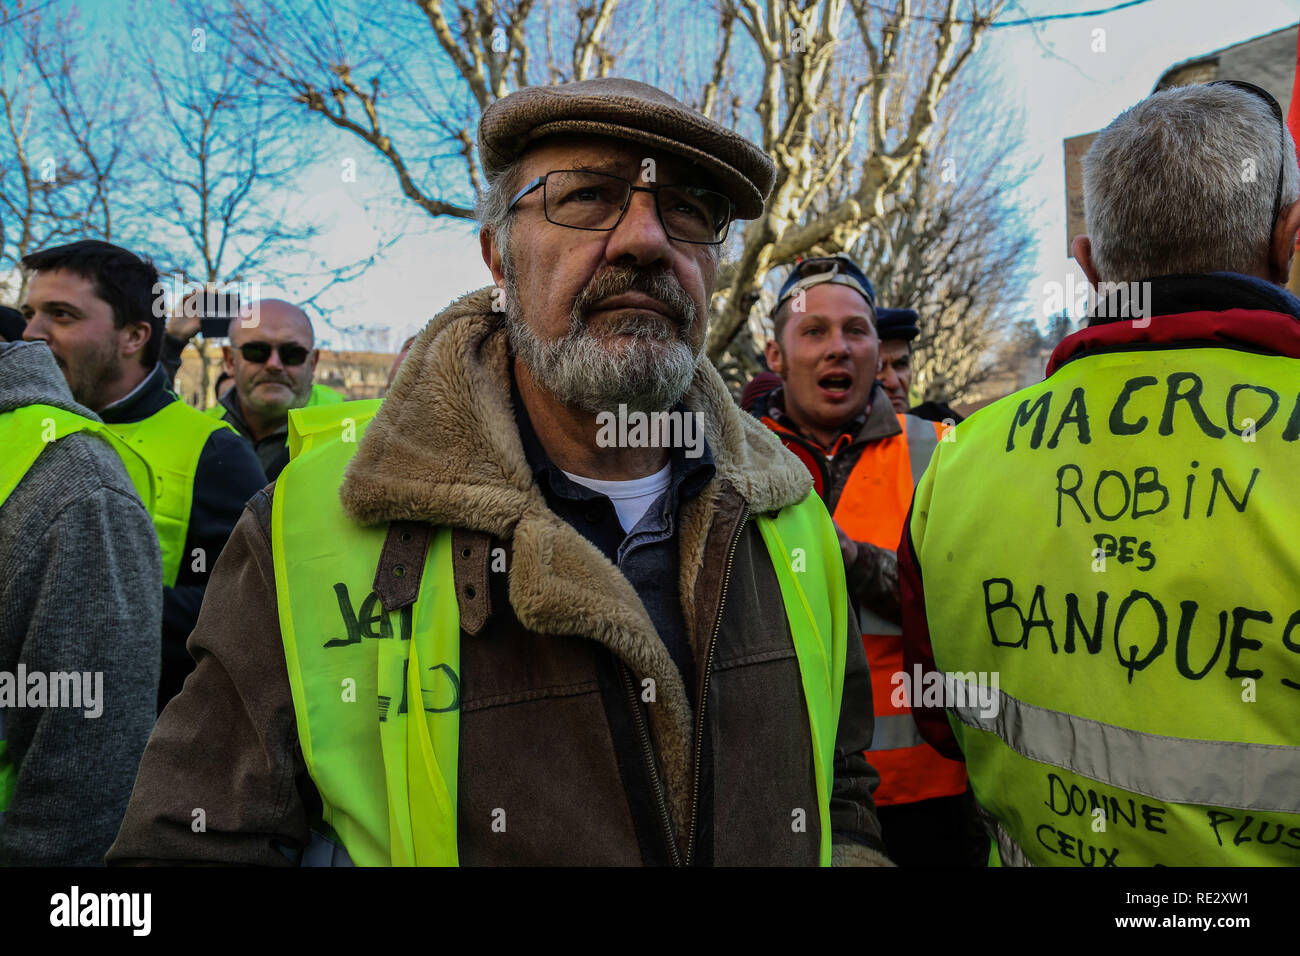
[835,522,902,626]
[166,291,203,341]
[834,520,860,567]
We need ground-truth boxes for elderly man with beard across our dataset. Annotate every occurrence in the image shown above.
[108,78,887,867]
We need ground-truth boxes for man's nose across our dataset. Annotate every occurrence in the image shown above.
[606,189,672,266]
[21,315,48,342]
[264,347,284,370]
[878,363,897,390]
[825,328,850,357]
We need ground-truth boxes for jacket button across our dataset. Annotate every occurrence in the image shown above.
[393,564,405,577]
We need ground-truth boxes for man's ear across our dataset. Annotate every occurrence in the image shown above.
[481,228,505,286]
[1267,199,1300,285]
[1072,234,1100,289]
[222,345,235,376]
[764,337,785,376]
[122,320,152,361]
[308,347,320,372]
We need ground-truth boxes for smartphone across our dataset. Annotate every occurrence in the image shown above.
[197,290,241,339]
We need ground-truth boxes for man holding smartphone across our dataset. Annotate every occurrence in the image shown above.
[20,240,265,710]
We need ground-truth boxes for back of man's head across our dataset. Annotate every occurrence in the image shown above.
[21,240,163,367]
[1082,83,1299,284]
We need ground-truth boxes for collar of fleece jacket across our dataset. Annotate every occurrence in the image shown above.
[339,286,813,839]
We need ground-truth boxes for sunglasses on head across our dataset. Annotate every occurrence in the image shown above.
[775,253,877,316]
[238,342,311,366]
[1206,80,1286,246]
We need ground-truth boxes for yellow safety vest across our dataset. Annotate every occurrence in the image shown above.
[272,402,848,866]
[0,404,154,814]
[910,345,1300,866]
[109,399,231,588]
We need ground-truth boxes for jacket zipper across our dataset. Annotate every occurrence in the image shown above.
[619,662,682,866]
[685,502,750,866]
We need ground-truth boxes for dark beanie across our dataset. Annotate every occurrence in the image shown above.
[0,305,26,343]
[876,308,920,342]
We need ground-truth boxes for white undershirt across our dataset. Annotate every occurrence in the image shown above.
[562,463,672,533]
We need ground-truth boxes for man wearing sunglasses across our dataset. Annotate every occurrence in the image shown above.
[112,78,889,867]
[208,299,324,481]
[20,240,265,711]
[901,82,1300,866]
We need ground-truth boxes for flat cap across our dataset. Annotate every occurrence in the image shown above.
[478,77,777,220]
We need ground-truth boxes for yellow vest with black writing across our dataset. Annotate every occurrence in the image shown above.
[110,398,232,588]
[272,401,849,866]
[0,405,154,815]
[910,345,1300,866]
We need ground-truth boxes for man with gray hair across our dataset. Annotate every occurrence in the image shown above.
[899,81,1300,866]
[110,78,888,866]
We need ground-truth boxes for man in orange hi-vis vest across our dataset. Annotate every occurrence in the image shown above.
[749,253,987,866]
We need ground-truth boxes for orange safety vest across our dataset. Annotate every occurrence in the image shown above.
[764,409,967,806]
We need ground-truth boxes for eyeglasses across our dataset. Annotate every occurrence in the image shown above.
[507,169,732,245]
[238,342,310,366]
[1207,80,1285,247]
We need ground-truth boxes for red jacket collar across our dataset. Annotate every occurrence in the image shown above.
[1046,308,1300,377]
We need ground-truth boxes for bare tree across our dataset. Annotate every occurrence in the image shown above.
[220,0,1003,363]
[851,69,1038,406]
[0,2,136,301]
[133,2,397,405]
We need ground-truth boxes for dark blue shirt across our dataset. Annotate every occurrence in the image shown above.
[512,380,715,693]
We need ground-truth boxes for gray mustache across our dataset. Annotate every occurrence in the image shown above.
[572,267,697,334]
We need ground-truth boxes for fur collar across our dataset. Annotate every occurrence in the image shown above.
[340,287,809,528]
[339,286,810,847]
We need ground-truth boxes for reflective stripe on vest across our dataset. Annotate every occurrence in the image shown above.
[272,401,847,866]
[108,399,230,587]
[832,413,966,805]
[911,345,1300,865]
[0,404,155,815]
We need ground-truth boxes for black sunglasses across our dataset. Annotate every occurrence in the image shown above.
[1207,80,1286,247]
[238,342,310,366]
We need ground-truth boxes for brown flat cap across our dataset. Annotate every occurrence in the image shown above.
[478,77,776,220]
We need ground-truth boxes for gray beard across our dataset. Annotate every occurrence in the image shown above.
[504,266,702,415]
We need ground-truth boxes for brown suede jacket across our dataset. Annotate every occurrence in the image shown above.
[107,289,889,866]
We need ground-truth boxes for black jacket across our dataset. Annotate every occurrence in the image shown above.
[99,364,267,709]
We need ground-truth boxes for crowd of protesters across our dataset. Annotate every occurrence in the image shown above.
[1,73,1297,868]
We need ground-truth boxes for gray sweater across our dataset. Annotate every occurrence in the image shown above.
[0,341,161,865]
